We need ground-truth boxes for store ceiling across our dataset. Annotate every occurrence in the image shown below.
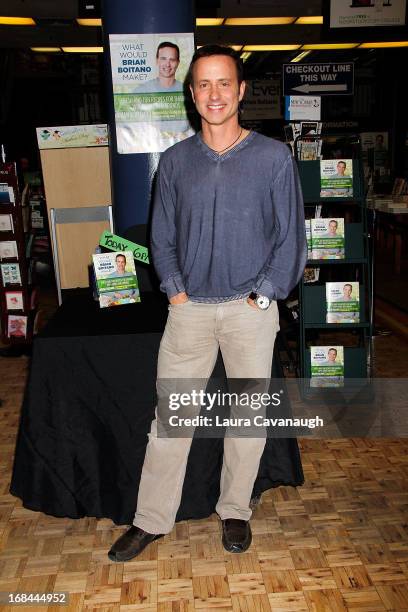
[0,0,324,48]
[0,0,407,76]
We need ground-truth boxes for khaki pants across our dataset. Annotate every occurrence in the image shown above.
[133,298,279,534]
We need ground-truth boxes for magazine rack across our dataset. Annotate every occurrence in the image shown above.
[0,161,38,348]
[297,151,373,399]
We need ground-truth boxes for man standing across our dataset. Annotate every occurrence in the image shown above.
[134,42,183,93]
[109,45,307,562]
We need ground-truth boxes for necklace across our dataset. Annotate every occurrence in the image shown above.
[210,128,243,154]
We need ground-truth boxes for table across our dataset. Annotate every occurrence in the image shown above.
[10,291,304,525]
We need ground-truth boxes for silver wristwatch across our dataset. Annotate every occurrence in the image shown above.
[249,292,270,310]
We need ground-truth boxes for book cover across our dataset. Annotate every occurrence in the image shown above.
[7,314,28,338]
[300,140,319,161]
[310,346,344,388]
[326,281,360,323]
[0,183,11,204]
[305,219,311,257]
[0,241,18,259]
[301,121,319,137]
[1,262,21,285]
[0,213,13,232]
[320,159,353,197]
[5,290,24,311]
[92,250,140,308]
[311,218,345,259]
[303,267,320,284]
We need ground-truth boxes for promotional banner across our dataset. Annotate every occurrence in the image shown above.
[36,125,108,150]
[330,0,406,28]
[109,33,195,154]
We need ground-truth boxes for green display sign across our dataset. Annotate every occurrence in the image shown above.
[99,231,149,264]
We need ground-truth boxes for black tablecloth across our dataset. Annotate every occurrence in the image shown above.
[11,291,304,525]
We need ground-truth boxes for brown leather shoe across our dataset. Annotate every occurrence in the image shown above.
[221,519,252,553]
[108,526,163,562]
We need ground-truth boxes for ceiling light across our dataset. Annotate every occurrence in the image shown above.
[31,47,61,52]
[243,44,301,51]
[302,43,358,50]
[76,18,102,26]
[359,41,408,48]
[62,47,104,53]
[225,17,296,26]
[196,18,224,26]
[0,16,35,25]
[291,50,312,62]
[240,52,252,62]
[295,16,324,25]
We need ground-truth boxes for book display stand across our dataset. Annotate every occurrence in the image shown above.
[297,148,373,398]
[0,162,38,348]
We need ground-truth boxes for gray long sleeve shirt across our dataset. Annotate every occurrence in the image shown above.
[150,131,307,302]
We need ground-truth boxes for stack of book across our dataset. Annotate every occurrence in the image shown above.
[284,122,322,160]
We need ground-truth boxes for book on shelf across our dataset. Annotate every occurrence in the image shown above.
[300,121,321,137]
[311,218,345,259]
[320,159,353,197]
[298,140,320,161]
[1,262,21,285]
[303,267,320,283]
[326,281,360,323]
[0,185,15,205]
[93,250,140,308]
[310,346,344,388]
[305,220,311,257]
[0,240,18,259]
[0,213,14,232]
[284,122,322,160]
[7,314,28,339]
[5,290,24,311]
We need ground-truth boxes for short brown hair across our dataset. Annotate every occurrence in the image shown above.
[188,44,244,85]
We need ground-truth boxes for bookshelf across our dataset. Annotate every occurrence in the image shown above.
[0,162,38,348]
[297,153,373,397]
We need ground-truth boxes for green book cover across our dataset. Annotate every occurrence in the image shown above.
[320,159,353,198]
[311,218,345,259]
[326,282,360,323]
[310,346,344,388]
[92,250,140,308]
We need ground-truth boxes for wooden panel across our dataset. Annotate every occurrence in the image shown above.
[40,147,111,210]
[40,147,111,289]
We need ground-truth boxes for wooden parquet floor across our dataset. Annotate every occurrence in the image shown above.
[1,355,408,611]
